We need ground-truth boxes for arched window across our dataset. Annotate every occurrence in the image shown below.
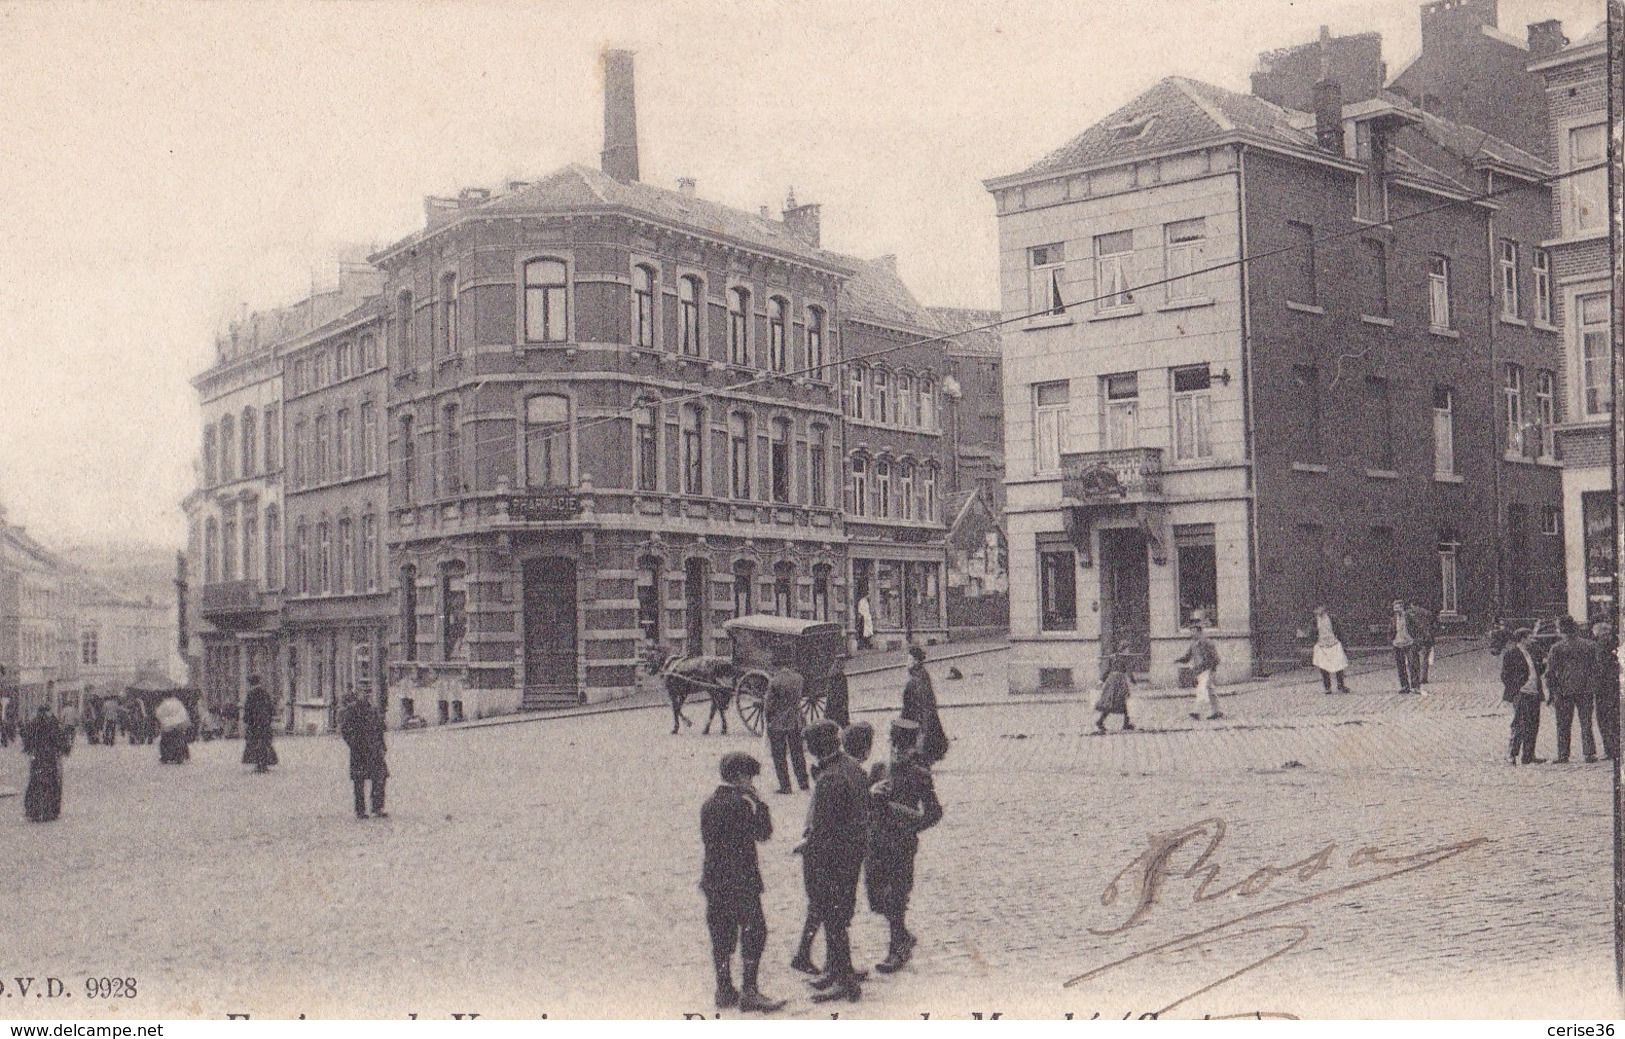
[729,413,752,499]
[440,272,458,356]
[221,509,237,581]
[360,513,378,591]
[358,332,378,371]
[899,461,915,520]
[524,394,570,488]
[811,563,831,621]
[219,413,236,482]
[264,505,281,590]
[262,405,279,472]
[314,412,330,484]
[678,276,702,356]
[400,564,418,661]
[634,399,659,492]
[317,521,332,594]
[441,560,467,660]
[337,518,353,595]
[770,418,791,503]
[876,459,892,518]
[335,340,352,380]
[202,423,217,486]
[396,291,415,369]
[634,265,657,349]
[733,560,755,618]
[849,366,866,419]
[203,518,219,585]
[920,377,937,430]
[728,287,751,366]
[681,404,704,494]
[398,414,415,501]
[806,306,827,379]
[810,424,829,507]
[922,464,937,522]
[336,408,353,481]
[441,402,461,496]
[242,508,259,584]
[241,406,257,475]
[773,561,794,616]
[849,455,869,517]
[294,521,309,595]
[769,296,788,371]
[873,368,891,424]
[897,374,915,428]
[523,259,568,343]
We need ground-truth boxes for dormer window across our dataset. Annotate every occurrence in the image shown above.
[1109,115,1157,143]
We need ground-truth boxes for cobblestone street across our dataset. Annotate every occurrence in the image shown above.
[0,644,1615,1020]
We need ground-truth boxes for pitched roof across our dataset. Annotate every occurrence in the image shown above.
[833,254,936,330]
[926,307,1003,356]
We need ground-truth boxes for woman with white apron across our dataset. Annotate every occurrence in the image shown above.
[1311,605,1350,694]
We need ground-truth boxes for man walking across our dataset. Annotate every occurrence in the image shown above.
[791,722,873,977]
[340,692,389,818]
[1391,599,1419,694]
[240,675,278,773]
[765,664,809,794]
[1502,628,1546,765]
[1175,619,1223,720]
[865,719,942,974]
[700,752,785,1013]
[1544,618,1600,764]
[1408,601,1437,694]
[798,720,869,1004]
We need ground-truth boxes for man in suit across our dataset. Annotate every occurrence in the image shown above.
[700,752,784,1013]
[1407,601,1438,694]
[1544,617,1600,764]
[798,719,870,1004]
[1502,628,1547,765]
[1391,599,1420,694]
[865,719,943,974]
[1594,622,1620,762]
[764,666,809,794]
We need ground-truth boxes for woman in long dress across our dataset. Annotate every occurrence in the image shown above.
[21,706,72,822]
[900,646,949,764]
[240,676,278,773]
[156,696,192,764]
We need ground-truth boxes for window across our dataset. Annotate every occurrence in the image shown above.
[1164,218,1206,300]
[524,394,570,488]
[769,297,788,372]
[770,418,790,503]
[898,462,915,520]
[440,272,458,356]
[1175,524,1217,628]
[849,456,869,517]
[1433,386,1455,477]
[922,465,937,523]
[848,366,866,419]
[1102,372,1139,451]
[1033,380,1070,474]
[1285,221,1316,306]
[1361,238,1389,318]
[1504,363,1525,456]
[1541,505,1562,536]
[1293,366,1320,462]
[1094,230,1134,310]
[634,265,657,349]
[806,307,827,379]
[1499,240,1519,319]
[399,414,415,500]
[219,413,235,482]
[396,291,415,369]
[1028,243,1066,316]
[359,332,378,371]
[681,404,704,494]
[728,287,751,366]
[264,505,281,590]
[1428,255,1451,329]
[317,522,331,594]
[337,518,353,594]
[729,413,752,498]
[263,406,279,472]
[80,630,97,666]
[1171,365,1212,461]
[524,259,568,343]
[220,512,238,581]
[897,374,915,428]
[241,407,257,476]
[203,518,218,584]
[810,425,829,507]
[400,565,417,661]
[1532,249,1552,325]
[242,509,258,583]
[1039,543,1077,631]
[732,562,754,619]
[1567,123,1607,234]
[335,340,352,381]
[441,561,467,660]
[635,401,659,492]
[336,409,353,481]
[678,276,702,356]
[442,402,461,494]
[1438,537,1460,615]
[360,403,377,474]
[1534,369,1555,460]
[289,420,305,487]
[314,413,330,484]
[202,424,217,485]
[1578,293,1613,417]
[812,564,831,621]
[1365,377,1392,470]
[876,460,892,518]
[919,377,937,430]
[360,514,377,591]
[294,522,308,595]
[873,368,890,424]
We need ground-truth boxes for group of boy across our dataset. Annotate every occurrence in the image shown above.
[1502,617,1621,765]
[699,715,943,1013]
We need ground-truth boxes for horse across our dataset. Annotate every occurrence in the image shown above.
[662,655,738,735]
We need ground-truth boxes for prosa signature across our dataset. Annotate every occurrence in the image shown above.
[1065,817,1489,1016]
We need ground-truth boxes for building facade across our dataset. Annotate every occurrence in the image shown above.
[0,513,74,714]
[988,15,1570,691]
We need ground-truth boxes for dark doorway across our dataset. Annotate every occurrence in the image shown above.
[523,558,578,695]
[1099,527,1150,672]
[684,558,708,656]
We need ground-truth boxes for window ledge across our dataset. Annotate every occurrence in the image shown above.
[1157,296,1215,312]
[1499,315,1528,327]
[1291,462,1329,473]
[1433,473,1465,484]
[1024,313,1074,330]
[1360,314,1395,327]
[1364,469,1400,480]
[1428,326,1461,339]
[1285,301,1325,315]
[1087,305,1143,322]
[1531,321,1561,334]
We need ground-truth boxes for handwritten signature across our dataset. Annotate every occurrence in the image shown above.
[1064,817,1489,1017]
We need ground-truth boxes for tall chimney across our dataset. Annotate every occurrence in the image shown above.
[1312,27,1344,154]
[782,188,822,248]
[1526,19,1567,57]
[601,49,640,183]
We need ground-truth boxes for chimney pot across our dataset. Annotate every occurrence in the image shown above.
[678,177,696,196]
[601,49,640,183]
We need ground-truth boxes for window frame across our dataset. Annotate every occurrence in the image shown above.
[1285,220,1317,307]
[1102,371,1139,451]
[523,393,572,489]
[1038,542,1078,632]
[1163,218,1207,302]
[729,412,752,499]
[768,296,789,372]
[440,272,459,356]
[1565,121,1607,236]
[1433,386,1455,477]
[728,286,752,367]
[522,257,570,344]
[1093,231,1135,312]
[681,404,705,495]
[1428,254,1452,330]
[1504,363,1526,457]
[1032,380,1070,475]
[1532,248,1553,325]
[1576,291,1614,419]
[1171,364,1214,462]
[633,264,658,350]
[1498,240,1519,319]
[1028,242,1066,318]
[1533,369,1556,461]
[806,306,827,379]
[678,275,703,357]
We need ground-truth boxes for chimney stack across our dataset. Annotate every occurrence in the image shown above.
[601,49,640,184]
[1313,27,1344,154]
[1526,19,1567,57]
[782,188,822,248]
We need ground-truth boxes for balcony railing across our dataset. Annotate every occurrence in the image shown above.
[1060,448,1164,503]
[200,580,269,616]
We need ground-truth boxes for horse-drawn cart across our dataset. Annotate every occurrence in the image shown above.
[662,616,849,736]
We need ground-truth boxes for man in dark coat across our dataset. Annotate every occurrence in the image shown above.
[1594,622,1620,761]
[1502,628,1547,765]
[700,751,784,1013]
[791,721,874,977]
[900,646,949,764]
[1407,601,1438,693]
[21,706,72,822]
[1545,617,1600,764]
[765,666,809,794]
[340,693,389,819]
[866,718,943,974]
[798,719,870,1003]
[240,675,278,773]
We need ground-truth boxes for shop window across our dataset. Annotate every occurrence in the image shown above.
[1038,542,1077,632]
[441,561,467,660]
[1174,524,1217,628]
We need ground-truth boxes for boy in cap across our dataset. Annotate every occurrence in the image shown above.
[866,718,943,973]
[791,721,874,976]
[700,751,785,1013]
[797,719,869,1003]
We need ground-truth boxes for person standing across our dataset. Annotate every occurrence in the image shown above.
[0,691,12,748]
[865,719,943,974]
[1502,628,1546,765]
[765,665,809,795]
[21,706,72,822]
[1390,600,1419,694]
[700,751,784,1013]
[155,696,192,764]
[340,692,389,819]
[824,666,851,729]
[240,675,278,774]
[1175,620,1223,720]
[1408,601,1438,693]
[1592,622,1619,762]
[1309,605,1351,694]
[900,646,949,764]
[1094,641,1135,733]
[1545,618,1600,764]
[791,721,874,977]
[102,700,120,747]
[856,595,874,651]
[799,720,869,1004]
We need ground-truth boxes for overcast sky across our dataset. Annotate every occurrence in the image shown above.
[0,0,1603,549]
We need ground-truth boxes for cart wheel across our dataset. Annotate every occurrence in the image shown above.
[735,671,770,736]
[800,690,826,726]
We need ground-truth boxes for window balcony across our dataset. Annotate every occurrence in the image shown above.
[1059,448,1165,504]
[200,580,277,621]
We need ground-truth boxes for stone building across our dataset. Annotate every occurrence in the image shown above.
[987,15,1569,691]
[0,511,73,714]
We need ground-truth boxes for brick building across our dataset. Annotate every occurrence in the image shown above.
[1530,19,1616,625]
[988,16,1569,691]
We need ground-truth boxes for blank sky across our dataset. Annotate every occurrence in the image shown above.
[0,0,1602,548]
